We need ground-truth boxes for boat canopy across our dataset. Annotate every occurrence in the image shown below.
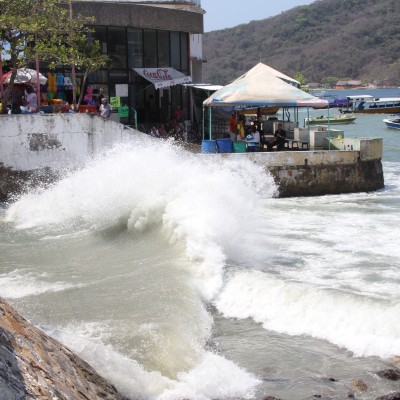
[345,95,375,100]
[203,63,328,108]
[365,97,400,103]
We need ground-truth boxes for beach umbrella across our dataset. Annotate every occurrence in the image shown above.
[2,68,47,85]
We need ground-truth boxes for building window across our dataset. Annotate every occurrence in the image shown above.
[170,32,180,70]
[157,30,170,67]
[108,27,127,69]
[143,29,157,67]
[180,32,189,73]
[128,28,143,68]
[89,26,107,54]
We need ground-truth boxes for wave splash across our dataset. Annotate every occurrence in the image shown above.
[5,140,276,399]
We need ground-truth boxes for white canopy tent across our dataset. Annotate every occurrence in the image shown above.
[202,62,329,140]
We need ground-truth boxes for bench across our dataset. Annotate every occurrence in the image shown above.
[285,139,309,150]
[299,141,310,150]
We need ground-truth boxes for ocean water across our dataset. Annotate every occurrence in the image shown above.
[1,89,400,400]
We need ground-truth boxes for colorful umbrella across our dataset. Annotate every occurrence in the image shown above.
[2,68,47,85]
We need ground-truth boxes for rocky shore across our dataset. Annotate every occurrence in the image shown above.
[0,297,129,400]
[1,295,400,400]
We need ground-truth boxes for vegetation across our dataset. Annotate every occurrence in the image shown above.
[74,37,110,109]
[203,0,400,87]
[0,0,107,113]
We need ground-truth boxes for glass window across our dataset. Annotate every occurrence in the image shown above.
[88,26,107,54]
[170,32,180,70]
[180,32,189,73]
[128,28,143,68]
[143,29,157,67]
[108,27,127,69]
[88,69,108,83]
[158,31,170,67]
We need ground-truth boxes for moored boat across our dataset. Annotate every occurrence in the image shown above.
[342,95,400,114]
[304,114,357,126]
[383,114,400,129]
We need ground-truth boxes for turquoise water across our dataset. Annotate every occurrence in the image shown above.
[0,89,399,400]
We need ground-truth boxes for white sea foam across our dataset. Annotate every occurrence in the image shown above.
[0,269,83,299]
[48,322,260,400]
[5,140,277,302]
[215,270,400,358]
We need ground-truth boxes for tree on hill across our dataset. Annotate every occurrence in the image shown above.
[0,0,92,113]
[203,0,400,87]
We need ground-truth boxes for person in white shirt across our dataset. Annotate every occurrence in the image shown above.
[252,124,260,146]
[99,98,111,119]
[26,87,38,112]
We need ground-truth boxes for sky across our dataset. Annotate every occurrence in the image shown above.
[201,0,316,32]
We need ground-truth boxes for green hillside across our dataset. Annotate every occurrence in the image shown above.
[202,0,400,86]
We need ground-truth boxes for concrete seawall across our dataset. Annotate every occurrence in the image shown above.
[0,114,384,201]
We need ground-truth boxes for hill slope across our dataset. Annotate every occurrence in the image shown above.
[202,0,400,86]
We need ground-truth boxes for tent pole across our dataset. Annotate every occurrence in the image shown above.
[35,54,41,109]
[328,107,331,150]
[209,107,212,140]
[202,106,205,141]
[0,43,3,101]
[307,107,310,144]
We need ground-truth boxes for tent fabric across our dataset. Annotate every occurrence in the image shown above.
[246,63,301,87]
[203,62,329,108]
[2,68,47,85]
[183,83,223,92]
[133,67,191,89]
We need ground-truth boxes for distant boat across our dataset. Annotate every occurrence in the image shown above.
[311,91,347,108]
[383,114,400,129]
[304,114,357,126]
[341,95,400,114]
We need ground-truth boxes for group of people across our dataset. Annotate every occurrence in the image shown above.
[149,105,186,140]
[5,84,112,118]
[229,112,287,152]
[85,86,111,119]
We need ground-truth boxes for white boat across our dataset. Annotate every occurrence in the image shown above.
[342,95,400,114]
[383,114,400,129]
[304,114,357,126]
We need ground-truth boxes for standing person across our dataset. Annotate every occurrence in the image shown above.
[229,113,237,141]
[96,88,105,112]
[100,98,111,119]
[236,119,245,141]
[251,124,260,149]
[267,123,287,151]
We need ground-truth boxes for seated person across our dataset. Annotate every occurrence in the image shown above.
[174,105,183,123]
[158,123,167,138]
[150,125,160,138]
[24,87,38,113]
[267,123,286,151]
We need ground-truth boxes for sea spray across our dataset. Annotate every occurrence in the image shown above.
[3,139,273,399]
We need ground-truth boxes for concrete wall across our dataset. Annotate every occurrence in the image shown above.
[0,114,145,171]
[205,141,384,197]
[72,1,204,33]
[330,137,383,161]
[0,114,384,201]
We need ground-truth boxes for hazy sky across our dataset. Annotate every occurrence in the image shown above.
[201,0,316,32]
